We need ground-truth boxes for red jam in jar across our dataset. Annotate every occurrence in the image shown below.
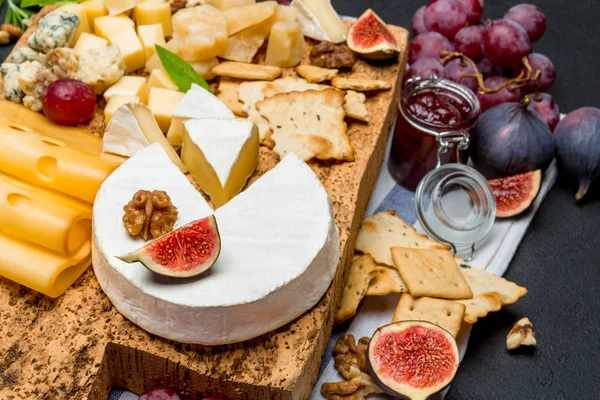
[388,76,480,190]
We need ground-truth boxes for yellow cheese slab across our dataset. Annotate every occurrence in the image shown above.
[147,87,185,132]
[265,20,305,68]
[0,231,91,298]
[104,76,148,104]
[81,0,108,25]
[137,24,166,60]
[224,1,277,35]
[105,25,146,72]
[147,68,179,92]
[62,3,92,46]
[0,172,91,256]
[73,32,108,52]
[94,15,135,40]
[0,101,125,166]
[134,1,172,36]
[104,95,140,122]
[0,125,120,203]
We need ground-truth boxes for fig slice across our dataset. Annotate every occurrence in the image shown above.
[118,215,221,278]
[347,9,401,60]
[488,170,542,218]
[367,321,459,400]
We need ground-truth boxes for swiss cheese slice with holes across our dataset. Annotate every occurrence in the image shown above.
[92,144,338,344]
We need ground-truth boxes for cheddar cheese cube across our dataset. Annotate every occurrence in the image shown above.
[104,95,140,122]
[73,32,108,52]
[147,68,179,92]
[105,0,137,16]
[148,88,186,133]
[104,25,146,72]
[134,1,172,36]
[104,76,148,104]
[94,15,135,40]
[137,24,166,60]
[80,0,108,25]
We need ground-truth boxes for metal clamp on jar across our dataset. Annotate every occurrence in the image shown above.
[390,75,496,261]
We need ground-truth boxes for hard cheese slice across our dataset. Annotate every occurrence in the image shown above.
[182,118,259,207]
[166,83,234,146]
[92,147,338,344]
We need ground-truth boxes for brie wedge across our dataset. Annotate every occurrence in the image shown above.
[290,0,348,43]
[182,118,259,207]
[166,83,234,146]
[92,144,339,345]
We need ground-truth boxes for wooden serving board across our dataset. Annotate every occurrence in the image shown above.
[0,7,408,400]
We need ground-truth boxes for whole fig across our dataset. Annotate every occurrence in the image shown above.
[471,100,555,179]
[554,107,600,201]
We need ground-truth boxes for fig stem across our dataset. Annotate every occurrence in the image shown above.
[439,52,542,95]
[576,182,590,201]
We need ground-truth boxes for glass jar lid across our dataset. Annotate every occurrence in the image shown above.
[415,163,496,261]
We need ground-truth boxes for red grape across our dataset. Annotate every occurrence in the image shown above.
[527,92,560,131]
[476,58,505,79]
[408,32,454,64]
[504,3,546,43]
[477,76,522,111]
[407,58,447,80]
[453,25,483,59]
[444,58,479,93]
[453,0,484,22]
[423,0,467,39]
[481,19,531,68]
[140,387,181,400]
[524,53,556,92]
[42,79,96,126]
[412,6,428,35]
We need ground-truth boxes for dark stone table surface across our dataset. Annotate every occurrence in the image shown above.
[1,1,599,399]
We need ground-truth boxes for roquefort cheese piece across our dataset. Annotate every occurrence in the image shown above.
[75,44,126,94]
[1,63,24,103]
[41,48,79,79]
[9,48,40,64]
[17,61,58,112]
[28,10,80,53]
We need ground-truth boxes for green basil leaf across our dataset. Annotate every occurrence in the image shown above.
[20,0,78,8]
[155,45,210,92]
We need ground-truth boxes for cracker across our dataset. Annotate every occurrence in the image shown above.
[238,78,327,144]
[335,254,378,324]
[216,78,247,117]
[366,265,407,296]
[457,264,528,323]
[392,247,473,300]
[355,210,450,267]
[344,90,369,122]
[296,64,338,83]
[257,89,355,161]
[331,77,392,91]
[212,61,282,81]
[393,293,466,337]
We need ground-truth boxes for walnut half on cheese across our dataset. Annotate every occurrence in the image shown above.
[506,317,537,350]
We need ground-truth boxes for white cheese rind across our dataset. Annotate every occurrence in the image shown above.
[173,83,233,119]
[93,146,339,344]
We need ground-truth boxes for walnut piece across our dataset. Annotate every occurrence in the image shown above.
[310,42,356,69]
[123,190,178,240]
[322,366,383,400]
[506,317,537,350]
[333,334,370,379]
[0,31,9,45]
[1,23,23,39]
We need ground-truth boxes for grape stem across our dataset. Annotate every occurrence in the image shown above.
[439,51,542,95]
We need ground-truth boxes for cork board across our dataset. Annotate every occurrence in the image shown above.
[0,7,409,400]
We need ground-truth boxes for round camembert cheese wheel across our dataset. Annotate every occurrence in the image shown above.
[92,144,339,345]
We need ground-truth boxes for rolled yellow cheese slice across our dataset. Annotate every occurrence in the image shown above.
[0,124,120,203]
[0,172,92,256]
[0,231,91,298]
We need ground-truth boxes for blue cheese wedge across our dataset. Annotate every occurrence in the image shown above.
[92,144,338,345]
[9,48,40,64]
[74,44,126,94]
[28,9,80,53]
[1,63,23,102]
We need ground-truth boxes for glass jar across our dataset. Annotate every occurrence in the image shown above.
[388,75,480,190]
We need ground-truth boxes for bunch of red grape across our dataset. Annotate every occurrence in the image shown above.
[407,0,559,129]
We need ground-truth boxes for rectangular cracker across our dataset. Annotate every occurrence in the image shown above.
[256,88,355,161]
[331,77,392,91]
[217,78,247,117]
[296,64,338,83]
[212,61,282,81]
[392,247,473,300]
[366,265,407,296]
[344,90,369,122]
[335,254,378,325]
[355,210,450,267]
[393,293,466,337]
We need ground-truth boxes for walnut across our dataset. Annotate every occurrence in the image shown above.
[0,31,9,45]
[310,42,356,69]
[1,24,23,39]
[123,190,178,240]
[332,334,370,379]
[506,317,537,350]
[321,366,383,400]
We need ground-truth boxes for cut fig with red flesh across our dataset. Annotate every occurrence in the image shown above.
[118,215,221,278]
[347,9,401,60]
[488,170,542,218]
[367,321,459,400]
